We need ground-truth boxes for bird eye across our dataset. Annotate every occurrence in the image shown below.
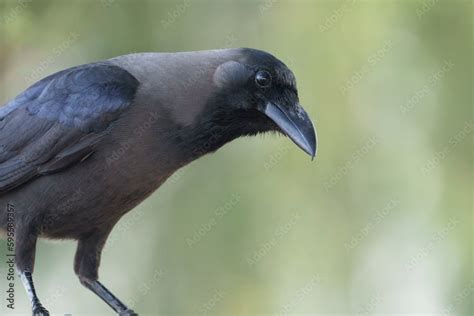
[255,70,272,88]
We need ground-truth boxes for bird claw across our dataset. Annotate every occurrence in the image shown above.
[119,309,138,316]
[32,303,50,316]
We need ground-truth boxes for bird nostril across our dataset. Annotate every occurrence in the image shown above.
[295,105,306,120]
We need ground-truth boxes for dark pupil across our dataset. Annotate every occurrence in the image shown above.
[256,71,271,87]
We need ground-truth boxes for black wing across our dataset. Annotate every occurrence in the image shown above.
[0,62,139,194]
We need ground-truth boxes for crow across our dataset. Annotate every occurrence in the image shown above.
[0,48,317,315]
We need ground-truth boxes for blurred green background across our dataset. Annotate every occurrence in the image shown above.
[0,0,472,315]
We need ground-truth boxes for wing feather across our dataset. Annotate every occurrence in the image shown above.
[0,62,139,194]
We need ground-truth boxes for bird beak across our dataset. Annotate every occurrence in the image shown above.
[262,102,317,159]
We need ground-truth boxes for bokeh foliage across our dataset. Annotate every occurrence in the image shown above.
[0,0,472,315]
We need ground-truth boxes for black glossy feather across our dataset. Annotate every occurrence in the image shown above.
[0,62,139,194]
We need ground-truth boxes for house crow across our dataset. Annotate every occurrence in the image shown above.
[0,48,317,315]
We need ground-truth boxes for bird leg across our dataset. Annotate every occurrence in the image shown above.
[80,279,137,316]
[74,231,137,315]
[15,223,49,315]
[20,271,50,316]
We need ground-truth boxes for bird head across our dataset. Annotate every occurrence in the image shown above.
[208,48,317,159]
